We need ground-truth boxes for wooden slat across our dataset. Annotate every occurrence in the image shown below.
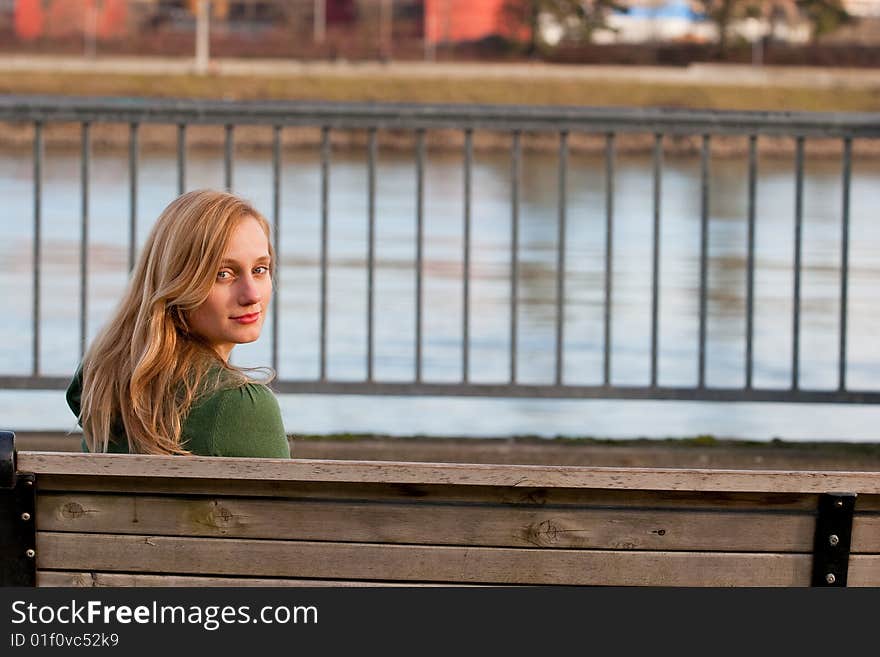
[19,452,880,493]
[851,515,880,552]
[36,571,458,587]
[36,532,814,586]
[36,492,818,552]
[39,558,880,588]
[845,556,880,586]
[21,432,880,472]
[854,494,880,512]
[37,555,880,587]
[34,475,822,511]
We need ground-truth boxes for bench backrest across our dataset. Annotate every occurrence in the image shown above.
[4,442,880,587]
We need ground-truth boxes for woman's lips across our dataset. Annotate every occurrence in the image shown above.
[231,311,260,324]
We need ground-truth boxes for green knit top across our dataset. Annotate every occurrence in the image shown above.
[65,367,291,458]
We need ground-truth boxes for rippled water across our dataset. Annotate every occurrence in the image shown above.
[2,142,880,442]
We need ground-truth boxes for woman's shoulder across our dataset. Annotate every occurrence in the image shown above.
[191,363,279,415]
[199,380,280,413]
[184,379,289,458]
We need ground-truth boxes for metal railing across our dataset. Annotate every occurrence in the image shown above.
[1,95,879,404]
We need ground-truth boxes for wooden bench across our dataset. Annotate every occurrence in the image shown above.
[2,431,879,587]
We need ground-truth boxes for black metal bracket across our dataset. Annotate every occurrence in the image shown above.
[1,430,37,586]
[811,493,857,587]
[0,429,14,489]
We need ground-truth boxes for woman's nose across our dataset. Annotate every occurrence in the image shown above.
[237,275,262,305]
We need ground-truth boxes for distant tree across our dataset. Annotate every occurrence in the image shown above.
[764,0,801,43]
[693,0,741,54]
[740,0,801,43]
[701,0,849,49]
[501,0,541,56]
[796,0,851,42]
[501,0,623,57]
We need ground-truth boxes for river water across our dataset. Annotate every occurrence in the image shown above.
[2,143,880,442]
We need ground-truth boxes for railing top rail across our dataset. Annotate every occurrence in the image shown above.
[4,376,880,404]
[1,95,878,138]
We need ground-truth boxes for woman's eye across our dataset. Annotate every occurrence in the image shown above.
[254,266,270,275]
[217,270,232,280]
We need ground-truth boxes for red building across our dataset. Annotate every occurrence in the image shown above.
[14,0,128,40]
[13,0,520,46]
[12,0,360,40]
[424,0,517,45]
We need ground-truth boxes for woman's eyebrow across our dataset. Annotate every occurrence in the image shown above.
[220,254,271,266]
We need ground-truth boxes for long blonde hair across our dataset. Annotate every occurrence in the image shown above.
[79,189,274,455]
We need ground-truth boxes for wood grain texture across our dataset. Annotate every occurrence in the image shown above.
[851,515,880,552]
[37,555,880,587]
[35,557,880,587]
[36,492,821,551]
[36,571,459,587]
[844,556,880,586]
[33,475,824,511]
[853,494,880,511]
[19,432,880,472]
[17,451,880,493]
[22,453,880,588]
[36,532,815,586]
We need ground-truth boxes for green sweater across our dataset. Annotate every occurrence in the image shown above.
[66,368,290,458]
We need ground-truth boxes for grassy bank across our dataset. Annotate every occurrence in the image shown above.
[3,69,878,157]
[2,69,880,112]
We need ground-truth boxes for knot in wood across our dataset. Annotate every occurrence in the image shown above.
[530,519,560,545]
[61,502,86,519]
[211,504,234,526]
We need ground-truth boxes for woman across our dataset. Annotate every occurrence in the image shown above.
[66,189,290,458]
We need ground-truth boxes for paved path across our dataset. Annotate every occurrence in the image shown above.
[4,54,880,89]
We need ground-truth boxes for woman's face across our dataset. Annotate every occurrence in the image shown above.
[187,215,272,361]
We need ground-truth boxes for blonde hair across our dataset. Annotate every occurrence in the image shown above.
[78,189,274,455]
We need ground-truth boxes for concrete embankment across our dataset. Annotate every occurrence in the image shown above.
[5,56,880,91]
